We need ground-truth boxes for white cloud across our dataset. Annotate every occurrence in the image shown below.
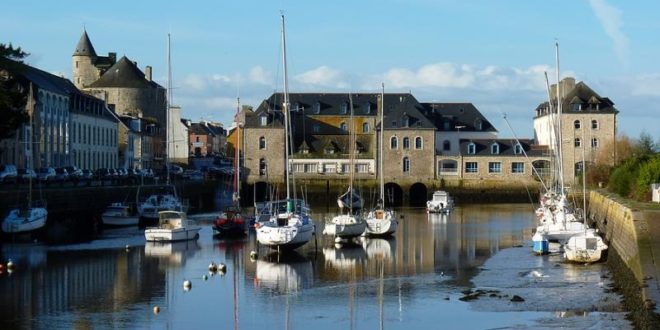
[294,65,349,88]
[248,66,272,85]
[629,74,660,96]
[588,0,629,67]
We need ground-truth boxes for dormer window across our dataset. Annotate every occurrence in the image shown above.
[391,120,397,127]
[260,116,267,126]
[401,115,409,127]
[313,102,321,114]
[514,143,523,155]
[491,142,500,154]
[467,142,476,155]
[340,122,347,132]
[340,102,348,114]
[313,124,320,133]
[363,102,371,114]
[474,119,483,131]
[293,102,300,112]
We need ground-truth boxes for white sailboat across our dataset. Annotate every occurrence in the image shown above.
[255,14,315,250]
[324,93,367,240]
[533,42,586,246]
[363,84,397,237]
[2,83,48,235]
[564,129,607,263]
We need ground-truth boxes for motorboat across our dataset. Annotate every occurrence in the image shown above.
[563,228,608,263]
[426,190,454,213]
[101,202,138,227]
[213,205,247,237]
[144,210,200,242]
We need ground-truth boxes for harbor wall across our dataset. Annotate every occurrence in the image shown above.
[588,190,660,327]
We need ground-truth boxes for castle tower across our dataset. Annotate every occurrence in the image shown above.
[72,30,100,89]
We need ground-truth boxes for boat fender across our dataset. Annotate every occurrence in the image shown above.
[250,251,258,260]
[183,280,192,291]
[6,260,13,270]
[208,262,218,272]
[218,263,227,273]
[153,306,160,314]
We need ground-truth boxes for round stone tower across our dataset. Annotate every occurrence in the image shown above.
[72,30,100,89]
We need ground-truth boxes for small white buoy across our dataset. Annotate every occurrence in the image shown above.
[250,251,258,259]
[6,260,14,270]
[153,306,160,314]
[125,245,130,252]
[334,237,343,243]
[183,279,192,291]
[208,262,218,272]
[218,263,227,272]
[203,274,208,281]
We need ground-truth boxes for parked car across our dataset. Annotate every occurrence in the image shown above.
[116,168,128,178]
[80,169,94,180]
[64,166,83,180]
[54,168,70,182]
[0,164,18,183]
[37,167,56,182]
[96,168,110,180]
[107,168,118,178]
[17,168,37,183]
[138,168,154,178]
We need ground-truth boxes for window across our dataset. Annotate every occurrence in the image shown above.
[323,163,336,173]
[443,140,450,151]
[591,138,599,148]
[401,116,409,127]
[363,102,371,114]
[465,162,478,173]
[402,157,410,173]
[467,142,476,155]
[313,102,321,114]
[259,136,266,149]
[475,119,483,131]
[403,137,410,149]
[340,122,347,131]
[260,116,267,126]
[512,162,525,174]
[488,162,502,173]
[415,137,423,149]
[313,124,320,133]
[196,136,200,143]
[514,143,523,155]
[356,163,369,173]
[575,161,585,176]
[340,102,348,114]
[362,122,369,133]
[591,120,599,130]
[575,138,581,147]
[391,120,397,127]
[491,143,499,154]
[341,163,351,173]
[390,136,398,149]
[574,120,581,129]
[293,102,300,112]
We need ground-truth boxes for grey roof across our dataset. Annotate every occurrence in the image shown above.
[73,30,97,57]
[458,139,546,157]
[89,56,162,89]
[293,134,372,157]
[2,58,78,96]
[535,81,618,116]
[422,102,498,133]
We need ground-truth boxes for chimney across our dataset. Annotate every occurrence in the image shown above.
[561,77,576,93]
[145,66,152,81]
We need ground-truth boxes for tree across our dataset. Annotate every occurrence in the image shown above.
[634,131,657,157]
[0,43,31,141]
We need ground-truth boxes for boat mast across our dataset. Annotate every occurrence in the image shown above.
[27,83,35,206]
[281,14,292,206]
[379,83,385,207]
[166,33,172,186]
[348,92,355,212]
[234,97,241,205]
[555,41,565,194]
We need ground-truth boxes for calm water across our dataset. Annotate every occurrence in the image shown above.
[0,204,630,329]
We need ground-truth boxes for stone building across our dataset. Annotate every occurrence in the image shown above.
[69,91,119,170]
[533,77,618,185]
[188,121,225,158]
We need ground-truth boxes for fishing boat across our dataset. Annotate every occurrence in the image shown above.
[137,185,187,225]
[144,210,200,242]
[213,98,247,237]
[101,202,138,227]
[426,190,454,214]
[324,93,367,240]
[255,14,315,250]
[364,85,397,237]
[2,84,48,235]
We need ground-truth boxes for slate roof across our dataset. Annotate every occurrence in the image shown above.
[88,56,163,89]
[2,58,78,95]
[73,30,97,57]
[422,102,498,133]
[458,138,547,157]
[535,81,618,116]
[292,134,373,156]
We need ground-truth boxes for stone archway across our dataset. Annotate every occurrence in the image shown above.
[409,182,428,207]
[384,182,403,207]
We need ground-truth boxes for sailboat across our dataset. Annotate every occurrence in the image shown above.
[137,33,187,226]
[533,42,586,245]
[255,14,315,250]
[213,97,247,237]
[563,129,608,263]
[323,93,367,240]
[2,83,48,235]
[363,85,397,237]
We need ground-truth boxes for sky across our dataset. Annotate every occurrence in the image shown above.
[3,0,659,140]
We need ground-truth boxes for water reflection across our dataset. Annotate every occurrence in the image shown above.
[254,252,314,293]
[145,240,200,267]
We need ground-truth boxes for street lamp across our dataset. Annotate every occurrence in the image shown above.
[455,125,466,178]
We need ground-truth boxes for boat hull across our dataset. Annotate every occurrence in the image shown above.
[323,215,367,239]
[2,208,48,234]
[364,212,397,237]
[145,227,200,242]
[256,222,314,250]
[563,230,608,263]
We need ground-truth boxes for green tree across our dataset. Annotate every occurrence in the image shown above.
[634,131,657,157]
[0,43,30,141]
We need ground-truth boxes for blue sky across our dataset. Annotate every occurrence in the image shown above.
[4,0,658,139]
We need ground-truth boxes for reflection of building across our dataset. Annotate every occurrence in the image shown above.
[534,77,618,184]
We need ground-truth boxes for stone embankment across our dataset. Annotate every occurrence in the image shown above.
[589,190,660,328]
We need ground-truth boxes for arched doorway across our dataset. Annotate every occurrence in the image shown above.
[384,182,403,207]
[409,182,428,207]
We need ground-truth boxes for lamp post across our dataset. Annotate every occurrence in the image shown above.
[455,125,465,179]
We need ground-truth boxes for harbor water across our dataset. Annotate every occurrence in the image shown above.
[0,204,630,329]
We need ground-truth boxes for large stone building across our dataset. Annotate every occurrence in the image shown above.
[533,77,618,185]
